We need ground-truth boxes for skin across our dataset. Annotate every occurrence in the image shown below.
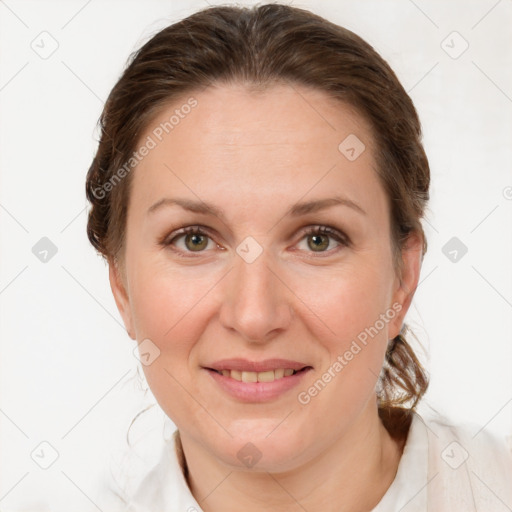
[109,82,423,512]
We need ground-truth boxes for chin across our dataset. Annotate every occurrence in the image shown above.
[212,422,311,473]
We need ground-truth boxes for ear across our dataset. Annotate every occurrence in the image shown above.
[108,258,136,340]
[388,231,423,340]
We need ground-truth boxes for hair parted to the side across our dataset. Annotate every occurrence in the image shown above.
[86,3,429,439]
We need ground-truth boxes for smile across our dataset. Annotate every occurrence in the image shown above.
[203,358,313,402]
[211,368,305,382]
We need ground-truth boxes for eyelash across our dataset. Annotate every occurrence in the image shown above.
[160,225,350,258]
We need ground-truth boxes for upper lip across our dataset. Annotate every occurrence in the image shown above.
[204,358,311,372]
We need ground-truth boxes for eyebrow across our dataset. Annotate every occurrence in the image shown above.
[147,195,366,219]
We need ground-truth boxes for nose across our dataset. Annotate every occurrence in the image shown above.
[218,249,293,343]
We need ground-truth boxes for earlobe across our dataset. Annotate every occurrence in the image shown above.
[388,232,423,339]
[108,259,136,340]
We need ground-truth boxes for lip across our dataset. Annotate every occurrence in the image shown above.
[204,358,310,372]
[202,359,313,403]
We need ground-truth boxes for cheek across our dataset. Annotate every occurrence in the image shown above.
[292,260,394,345]
[292,260,393,404]
[130,269,208,346]
[128,268,216,427]
[126,260,173,343]
[129,246,395,360]
[128,257,227,396]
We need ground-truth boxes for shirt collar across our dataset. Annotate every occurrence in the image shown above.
[371,411,429,511]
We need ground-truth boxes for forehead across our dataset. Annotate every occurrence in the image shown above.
[130,82,384,218]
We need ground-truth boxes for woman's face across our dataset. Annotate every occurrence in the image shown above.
[110,83,421,471]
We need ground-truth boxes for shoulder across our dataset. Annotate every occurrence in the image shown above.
[419,409,512,465]
[416,409,512,510]
[119,430,202,512]
[92,424,186,512]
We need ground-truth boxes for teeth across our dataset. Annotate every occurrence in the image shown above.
[257,370,275,382]
[217,368,299,382]
[274,368,285,379]
[231,370,242,381]
[241,371,258,383]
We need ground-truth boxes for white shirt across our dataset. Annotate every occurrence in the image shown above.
[105,411,512,512]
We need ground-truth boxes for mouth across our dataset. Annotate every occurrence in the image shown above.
[202,358,313,402]
[207,367,310,382]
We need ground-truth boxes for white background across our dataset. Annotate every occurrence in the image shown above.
[1,0,511,510]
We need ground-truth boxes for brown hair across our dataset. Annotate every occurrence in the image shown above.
[86,3,429,438]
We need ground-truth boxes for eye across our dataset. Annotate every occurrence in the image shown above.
[162,226,218,255]
[161,224,349,258]
[296,225,349,254]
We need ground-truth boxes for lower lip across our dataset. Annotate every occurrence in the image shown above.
[205,368,312,403]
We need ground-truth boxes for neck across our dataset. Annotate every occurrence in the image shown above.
[178,403,407,512]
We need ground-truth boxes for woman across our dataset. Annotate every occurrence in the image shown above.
[86,3,512,511]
